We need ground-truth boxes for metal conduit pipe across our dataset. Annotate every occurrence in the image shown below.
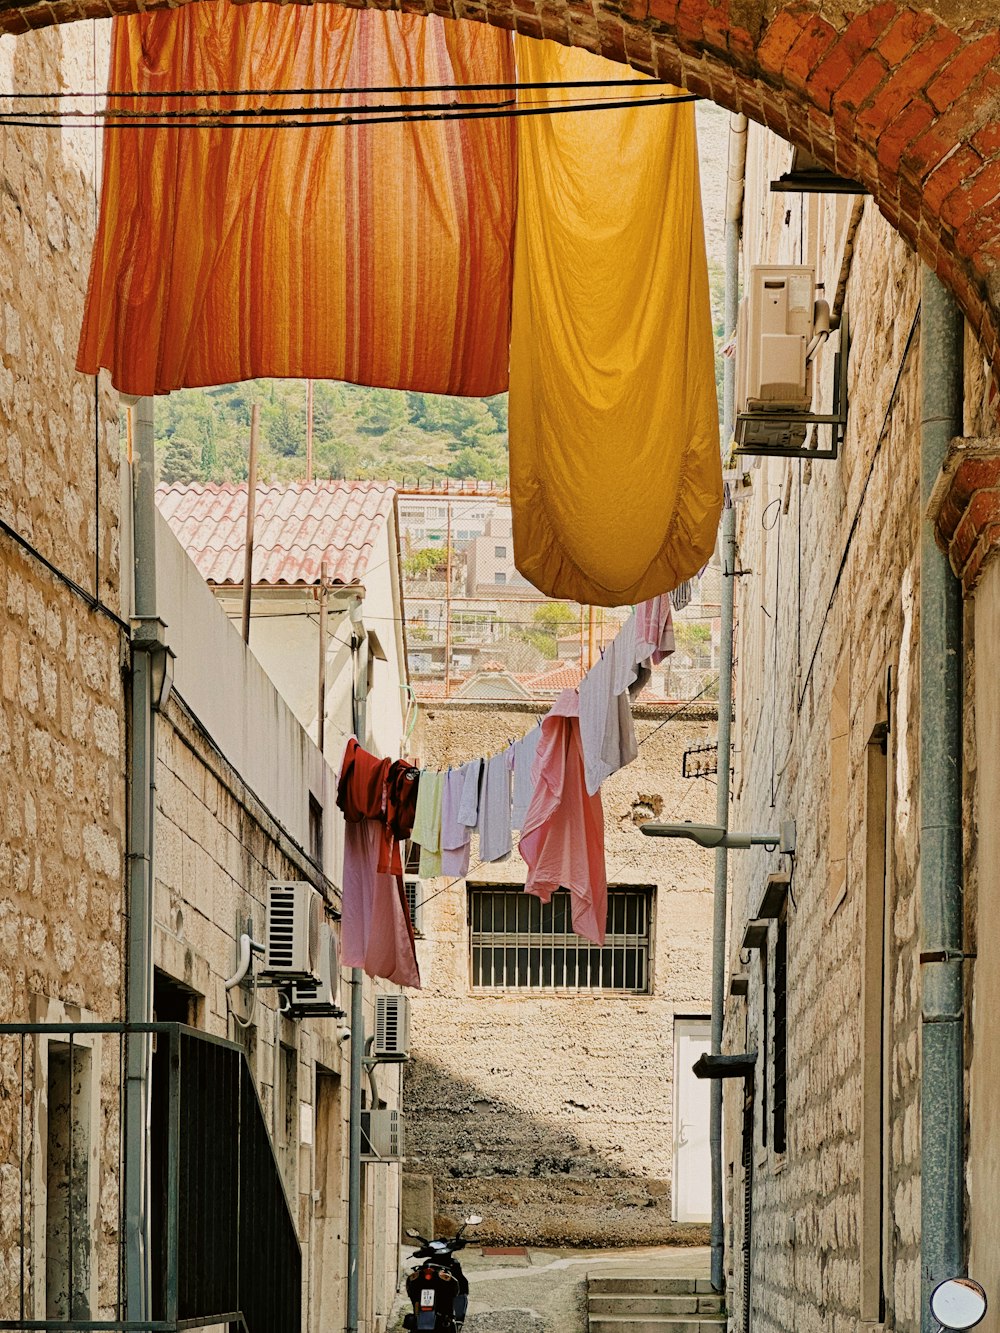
[346,614,368,1333]
[919,268,965,1333]
[709,112,747,1297]
[125,396,158,1326]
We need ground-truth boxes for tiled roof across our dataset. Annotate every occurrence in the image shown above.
[522,661,585,693]
[157,480,395,587]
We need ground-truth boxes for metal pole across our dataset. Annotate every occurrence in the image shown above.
[444,503,453,699]
[710,113,747,1297]
[919,267,965,1333]
[346,969,365,1333]
[126,396,157,1325]
[242,403,260,645]
[587,606,596,670]
[306,380,314,485]
[318,563,327,755]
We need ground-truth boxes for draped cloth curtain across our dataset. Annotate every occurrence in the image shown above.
[76,3,516,397]
[508,39,722,607]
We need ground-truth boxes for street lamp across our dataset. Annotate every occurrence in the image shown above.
[131,615,176,712]
[639,819,796,854]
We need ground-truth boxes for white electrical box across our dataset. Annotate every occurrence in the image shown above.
[374,994,410,1061]
[289,921,342,1012]
[264,881,324,980]
[360,1108,404,1162]
[737,266,817,413]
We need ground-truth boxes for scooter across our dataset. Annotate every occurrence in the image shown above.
[402,1214,482,1333]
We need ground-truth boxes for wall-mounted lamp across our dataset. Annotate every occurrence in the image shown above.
[640,819,796,855]
[132,615,176,713]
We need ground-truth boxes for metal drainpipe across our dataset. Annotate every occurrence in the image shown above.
[709,113,747,1297]
[919,267,965,1333]
[346,612,367,1333]
[125,396,158,1325]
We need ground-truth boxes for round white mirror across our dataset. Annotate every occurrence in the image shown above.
[931,1278,988,1330]
[466,1215,483,1226]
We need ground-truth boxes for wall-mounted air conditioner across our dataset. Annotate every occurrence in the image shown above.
[374,994,410,1061]
[735,265,843,458]
[289,921,343,1014]
[264,882,324,981]
[360,1108,404,1162]
[404,877,423,936]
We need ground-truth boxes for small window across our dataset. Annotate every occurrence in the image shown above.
[494,545,506,559]
[404,879,423,935]
[494,572,507,586]
[469,886,652,992]
[772,916,788,1154]
[309,795,324,868]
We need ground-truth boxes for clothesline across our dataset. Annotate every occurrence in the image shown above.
[335,586,708,989]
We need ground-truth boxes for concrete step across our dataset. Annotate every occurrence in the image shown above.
[588,1317,726,1333]
[588,1278,716,1297]
[589,1296,726,1317]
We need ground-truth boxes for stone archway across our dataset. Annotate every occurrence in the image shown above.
[11,0,1000,375]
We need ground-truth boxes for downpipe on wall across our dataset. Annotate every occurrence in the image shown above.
[709,112,746,1297]
[346,607,368,1333]
[125,396,173,1325]
[919,269,966,1333]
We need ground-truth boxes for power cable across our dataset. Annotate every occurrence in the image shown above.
[10,76,686,99]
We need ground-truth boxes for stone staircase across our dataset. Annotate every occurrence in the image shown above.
[587,1275,727,1333]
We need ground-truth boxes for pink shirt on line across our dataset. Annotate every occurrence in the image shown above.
[518,688,607,946]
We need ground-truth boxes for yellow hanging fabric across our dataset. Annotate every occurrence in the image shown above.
[509,40,722,607]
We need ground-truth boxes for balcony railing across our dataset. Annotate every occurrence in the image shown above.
[0,1023,301,1333]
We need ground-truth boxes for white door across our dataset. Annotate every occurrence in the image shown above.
[672,1017,712,1222]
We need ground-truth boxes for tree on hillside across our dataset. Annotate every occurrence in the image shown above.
[160,436,202,485]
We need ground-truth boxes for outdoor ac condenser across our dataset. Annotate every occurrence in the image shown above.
[373,994,410,1060]
[264,881,324,981]
[289,921,342,1012]
[360,1108,404,1162]
[737,265,818,413]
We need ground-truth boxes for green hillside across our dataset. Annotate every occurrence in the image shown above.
[154,380,509,486]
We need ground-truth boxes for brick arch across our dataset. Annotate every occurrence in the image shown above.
[11,0,1000,375]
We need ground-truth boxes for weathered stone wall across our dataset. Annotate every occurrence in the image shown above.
[405,700,718,1246]
[0,19,123,1323]
[724,123,995,1333]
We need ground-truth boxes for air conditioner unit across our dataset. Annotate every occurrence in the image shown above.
[289,922,343,1014]
[360,1108,404,1162]
[403,877,423,935]
[374,994,410,1061]
[264,881,324,980]
[738,265,817,413]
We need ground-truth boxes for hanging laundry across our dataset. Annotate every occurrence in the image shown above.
[77,3,516,396]
[579,633,638,796]
[672,580,694,612]
[412,769,445,879]
[508,39,722,606]
[440,765,475,878]
[337,738,420,988]
[337,737,420,876]
[340,818,421,989]
[477,748,514,863]
[457,757,483,831]
[578,644,616,797]
[511,724,543,831]
[635,595,676,666]
[519,688,607,945]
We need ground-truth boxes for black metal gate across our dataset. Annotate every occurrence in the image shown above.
[741,1080,754,1333]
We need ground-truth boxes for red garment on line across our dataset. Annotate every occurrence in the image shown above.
[519,688,607,946]
[338,737,419,875]
[337,738,421,989]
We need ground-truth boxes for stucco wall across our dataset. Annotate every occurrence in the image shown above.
[404,700,717,1246]
[724,122,994,1333]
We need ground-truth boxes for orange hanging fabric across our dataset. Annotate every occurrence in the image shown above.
[77,3,516,397]
[508,40,722,607]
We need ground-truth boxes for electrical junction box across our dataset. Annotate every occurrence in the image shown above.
[360,1108,404,1162]
[374,994,410,1061]
[737,265,817,413]
[289,921,343,1014]
[264,881,324,981]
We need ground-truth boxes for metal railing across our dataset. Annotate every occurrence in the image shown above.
[0,1023,300,1333]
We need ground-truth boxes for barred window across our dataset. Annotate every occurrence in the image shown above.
[468,886,652,992]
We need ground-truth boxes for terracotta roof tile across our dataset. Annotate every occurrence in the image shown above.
[157,480,395,587]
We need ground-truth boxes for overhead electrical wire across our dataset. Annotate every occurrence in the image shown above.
[8,76,688,99]
[0,90,698,131]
